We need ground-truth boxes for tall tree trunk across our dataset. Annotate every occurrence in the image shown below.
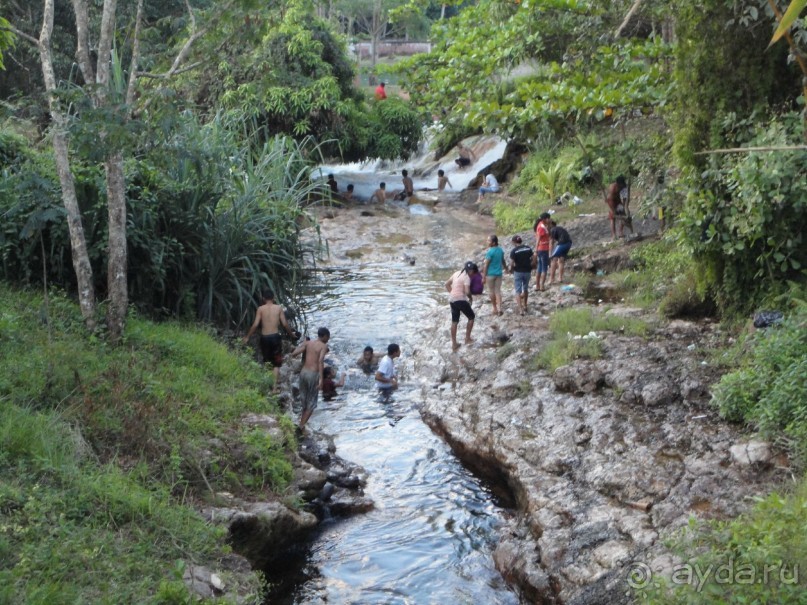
[105,152,128,341]
[39,0,97,330]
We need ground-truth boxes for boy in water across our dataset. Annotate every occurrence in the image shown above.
[290,327,331,432]
[370,182,388,204]
[437,169,452,191]
[321,366,345,401]
[401,169,414,197]
[326,174,338,193]
[375,344,401,391]
[357,345,382,373]
[243,290,294,392]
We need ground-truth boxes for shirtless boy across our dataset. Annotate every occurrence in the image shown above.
[370,182,388,204]
[401,169,414,197]
[290,327,331,432]
[437,169,452,191]
[243,290,293,391]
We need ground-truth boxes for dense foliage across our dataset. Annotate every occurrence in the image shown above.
[675,112,807,313]
[712,303,807,465]
[0,115,321,329]
[641,479,807,604]
[0,284,294,602]
[398,0,673,141]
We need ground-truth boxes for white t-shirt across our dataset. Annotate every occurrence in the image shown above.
[448,270,470,302]
[485,174,499,190]
[375,355,396,389]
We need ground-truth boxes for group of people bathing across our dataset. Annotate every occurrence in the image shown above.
[324,142,492,205]
[244,289,402,432]
[444,213,572,351]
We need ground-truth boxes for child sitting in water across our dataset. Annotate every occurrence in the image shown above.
[322,366,345,401]
[437,169,452,191]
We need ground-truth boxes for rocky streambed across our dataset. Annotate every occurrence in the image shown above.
[199,195,787,603]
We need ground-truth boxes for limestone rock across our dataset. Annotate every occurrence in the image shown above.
[553,362,605,394]
[730,441,773,466]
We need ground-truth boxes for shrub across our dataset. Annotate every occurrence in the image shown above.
[639,479,807,604]
[712,306,807,466]
[675,112,807,315]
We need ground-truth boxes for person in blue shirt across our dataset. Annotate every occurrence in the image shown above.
[482,234,505,316]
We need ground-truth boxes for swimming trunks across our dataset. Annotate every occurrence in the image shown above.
[260,333,283,367]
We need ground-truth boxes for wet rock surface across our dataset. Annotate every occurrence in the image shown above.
[414,293,785,604]
[293,200,785,604]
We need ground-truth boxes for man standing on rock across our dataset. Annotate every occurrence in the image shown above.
[243,290,295,392]
[509,236,534,316]
[606,175,628,240]
[290,327,330,433]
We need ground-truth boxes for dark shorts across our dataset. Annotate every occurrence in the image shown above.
[551,243,572,258]
[450,300,475,323]
[259,333,283,367]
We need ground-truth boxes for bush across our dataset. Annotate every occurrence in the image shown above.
[639,479,807,604]
[675,112,807,315]
[712,306,807,466]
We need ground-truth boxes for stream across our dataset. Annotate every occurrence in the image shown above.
[270,253,521,603]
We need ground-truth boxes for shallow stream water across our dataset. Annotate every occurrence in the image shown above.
[270,262,520,604]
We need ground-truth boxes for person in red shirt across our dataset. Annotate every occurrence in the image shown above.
[374,81,387,100]
[534,212,551,292]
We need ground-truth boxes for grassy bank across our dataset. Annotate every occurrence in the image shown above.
[0,284,296,603]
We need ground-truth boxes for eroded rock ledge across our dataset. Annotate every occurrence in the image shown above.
[414,292,785,605]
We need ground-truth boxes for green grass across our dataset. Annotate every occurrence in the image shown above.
[640,478,807,604]
[0,283,295,603]
[534,307,649,371]
[711,306,807,467]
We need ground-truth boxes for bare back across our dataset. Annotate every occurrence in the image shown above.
[257,302,286,335]
[301,339,328,372]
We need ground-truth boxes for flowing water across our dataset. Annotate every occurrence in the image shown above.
[270,262,520,604]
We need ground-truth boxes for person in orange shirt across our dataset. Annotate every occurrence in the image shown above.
[534,212,551,292]
[374,81,387,100]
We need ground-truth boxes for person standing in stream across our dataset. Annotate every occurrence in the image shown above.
[290,327,330,433]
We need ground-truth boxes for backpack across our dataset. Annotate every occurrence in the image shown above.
[470,272,484,295]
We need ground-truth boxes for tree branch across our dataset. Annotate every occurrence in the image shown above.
[71,0,96,84]
[137,61,205,79]
[615,0,643,39]
[125,0,144,108]
[694,145,807,155]
[0,24,39,46]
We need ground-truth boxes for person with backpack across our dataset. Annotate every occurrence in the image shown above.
[445,261,478,351]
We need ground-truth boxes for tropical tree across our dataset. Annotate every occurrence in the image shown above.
[4,0,253,340]
[397,0,675,142]
[335,0,408,69]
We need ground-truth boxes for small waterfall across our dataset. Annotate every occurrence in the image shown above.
[315,130,507,200]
